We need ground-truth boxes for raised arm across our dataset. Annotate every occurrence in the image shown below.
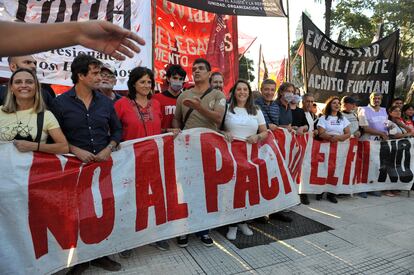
[0,21,145,60]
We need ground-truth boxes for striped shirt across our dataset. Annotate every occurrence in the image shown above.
[255,97,280,127]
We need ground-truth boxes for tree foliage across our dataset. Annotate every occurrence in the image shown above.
[239,55,255,83]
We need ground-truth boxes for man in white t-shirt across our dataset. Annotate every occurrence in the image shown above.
[358,92,389,141]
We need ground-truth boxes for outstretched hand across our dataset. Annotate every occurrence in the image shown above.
[77,21,146,60]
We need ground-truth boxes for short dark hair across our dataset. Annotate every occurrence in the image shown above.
[193,58,211,71]
[127,67,154,100]
[166,64,186,79]
[209,72,224,83]
[261,79,276,88]
[71,54,102,84]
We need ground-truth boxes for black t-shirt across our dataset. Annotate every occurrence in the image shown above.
[291,107,308,127]
[0,84,54,109]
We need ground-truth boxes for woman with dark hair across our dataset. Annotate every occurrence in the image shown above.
[114,67,169,253]
[222,79,267,240]
[388,106,413,139]
[114,67,162,140]
[316,96,351,203]
[0,68,68,154]
[401,104,414,133]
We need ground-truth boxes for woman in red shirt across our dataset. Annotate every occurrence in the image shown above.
[401,104,414,133]
[115,67,162,140]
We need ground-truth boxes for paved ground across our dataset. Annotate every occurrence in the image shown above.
[80,191,414,275]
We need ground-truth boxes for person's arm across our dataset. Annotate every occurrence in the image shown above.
[246,124,268,144]
[0,21,145,60]
[361,126,388,140]
[13,127,69,154]
[172,96,183,129]
[337,126,351,141]
[95,104,122,162]
[183,97,225,125]
[69,144,96,163]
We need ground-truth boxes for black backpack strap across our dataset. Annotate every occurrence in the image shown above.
[219,103,228,130]
[35,111,44,144]
[181,88,213,129]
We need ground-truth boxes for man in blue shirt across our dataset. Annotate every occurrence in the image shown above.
[255,79,280,129]
[51,54,122,274]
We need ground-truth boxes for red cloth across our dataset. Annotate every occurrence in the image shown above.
[152,91,179,129]
[402,118,414,133]
[114,97,162,141]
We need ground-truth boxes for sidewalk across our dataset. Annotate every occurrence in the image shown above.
[83,192,414,275]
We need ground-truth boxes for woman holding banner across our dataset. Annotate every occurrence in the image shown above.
[222,79,268,240]
[114,67,171,253]
[0,68,68,154]
[316,96,351,204]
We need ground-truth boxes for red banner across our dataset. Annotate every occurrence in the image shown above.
[154,0,238,94]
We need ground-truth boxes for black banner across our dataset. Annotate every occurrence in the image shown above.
[166,0,286,17]
[302,14,399,106]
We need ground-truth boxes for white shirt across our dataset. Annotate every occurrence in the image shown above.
[224,107,266,139]
[317,115,350,136]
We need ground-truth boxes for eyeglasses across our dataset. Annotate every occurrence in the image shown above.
[101,73,115,78]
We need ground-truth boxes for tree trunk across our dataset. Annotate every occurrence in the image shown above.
[325,0,332,38]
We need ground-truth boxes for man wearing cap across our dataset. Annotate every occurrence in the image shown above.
[98,63,122,102]
[341,96,361,138]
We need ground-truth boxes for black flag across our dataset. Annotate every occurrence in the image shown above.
[302,13,399,106]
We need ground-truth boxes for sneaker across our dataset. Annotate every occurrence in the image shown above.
[91,256,121,271]
[327,193,338,204]
[177,235,188,248]
[226,226,238,240]
[316,194,323,201]
[200,234,214,247]
[155,240,170,251]
[66,262,89,275]
[383,191,395,197]
[269,212,293,222]
[119,249,132,258]
[358,192,368,198]
[300,194,310,205]
[254,216,269,224]
[238,223,253,236]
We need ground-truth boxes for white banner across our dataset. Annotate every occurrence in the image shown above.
[0,129,299,275]
[273,128,414,194]
[0,0,152,90]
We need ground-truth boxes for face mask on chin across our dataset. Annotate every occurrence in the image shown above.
[170,81,183,92]
[283,92,295,103]
[291,95,301,104]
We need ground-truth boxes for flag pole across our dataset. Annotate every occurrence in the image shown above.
[151,0,156,72]
[286,0,291,81]
[239,37,258,61]
[257,44,262,90]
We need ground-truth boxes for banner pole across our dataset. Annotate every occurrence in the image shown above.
[151,0,156,72]
[257,44,262,89]
[286,0,291,82]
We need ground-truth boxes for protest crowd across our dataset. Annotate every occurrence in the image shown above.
[1,51,414,274]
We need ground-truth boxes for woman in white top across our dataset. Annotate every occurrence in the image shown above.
[316,96,351,204]
[0,68,68,154]
[222,79,268,240]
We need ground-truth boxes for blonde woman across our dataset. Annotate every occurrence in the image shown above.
[0,68,68,154]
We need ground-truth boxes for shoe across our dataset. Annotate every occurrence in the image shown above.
[177,235,188,248]
[327,193,338,204]
[91,256,121,272]
[254,216,269,224]
[358,192,367,198]
[370,191,382,197]
[384,191,395,197]
[66,262,89,275]
[269,212,293,222]
[226,226,237,240]
[316,194,323,201]
[155,240,170,251]
[119,249,132,258]
[300,194,310,205]
[238,223,253,236]
[200,234,214,247]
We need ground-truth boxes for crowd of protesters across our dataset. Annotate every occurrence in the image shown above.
[1,53,414,274]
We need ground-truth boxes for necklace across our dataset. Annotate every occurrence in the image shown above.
[14,110,33,138]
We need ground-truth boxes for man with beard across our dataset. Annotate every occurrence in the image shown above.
[98,63,121,102]
[209,71,224,92]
